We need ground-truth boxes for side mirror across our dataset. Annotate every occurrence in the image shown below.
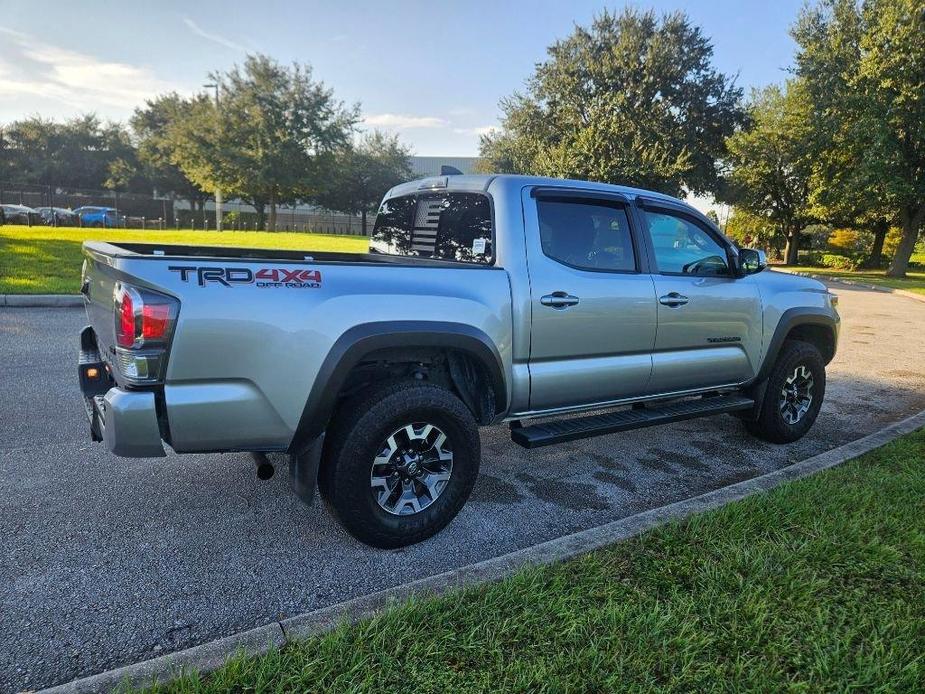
[739,248,767,275]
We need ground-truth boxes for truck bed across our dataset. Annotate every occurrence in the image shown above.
[79,239,514,455]
[87,241,491,269]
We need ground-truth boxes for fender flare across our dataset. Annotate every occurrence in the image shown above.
[287,321,507,454]
[755,307,838,382]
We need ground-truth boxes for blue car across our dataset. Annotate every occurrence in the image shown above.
[74,206,122,228]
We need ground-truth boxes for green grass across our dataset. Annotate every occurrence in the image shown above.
[788,264,925,295]
[142,428,925,693]
[0,225,368,294]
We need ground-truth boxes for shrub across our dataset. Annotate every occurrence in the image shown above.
[820,253,859,271]
[827,228,865,255]
[801,251,824,266]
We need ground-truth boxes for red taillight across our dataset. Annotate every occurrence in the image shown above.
[116,289,135,347]
[113,284,178,349]
[111,283,179,384]
[142,304,170,340]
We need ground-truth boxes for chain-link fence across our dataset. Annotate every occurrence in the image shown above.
[0,181,371,235]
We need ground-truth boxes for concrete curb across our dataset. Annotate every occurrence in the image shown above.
[38,408,925,693]
[774,268,925,303]
[1,294,83,307]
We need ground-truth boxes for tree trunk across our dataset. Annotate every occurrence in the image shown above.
[864,219,888,269]
[268,189,277,232]
[361,209,367,236]
[254,203,266,230]
[887,205,924,278]
[783,228,799,266]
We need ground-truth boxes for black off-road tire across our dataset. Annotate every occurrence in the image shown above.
[319,380,481,548]
[745,340,826,443]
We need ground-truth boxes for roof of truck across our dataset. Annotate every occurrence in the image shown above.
[385,173,684,206]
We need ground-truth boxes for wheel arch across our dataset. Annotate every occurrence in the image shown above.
[756,308,837,382]
[288,321,507,454]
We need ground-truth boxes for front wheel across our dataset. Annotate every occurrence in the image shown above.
[319,381,481,548]
[745,340,826,443]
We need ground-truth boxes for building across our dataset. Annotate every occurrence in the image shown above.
[409,156,480,178]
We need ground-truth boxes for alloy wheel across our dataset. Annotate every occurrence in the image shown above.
[779,364,814,425]
[370,423,453,516]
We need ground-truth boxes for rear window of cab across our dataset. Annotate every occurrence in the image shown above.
[370,192,493,264]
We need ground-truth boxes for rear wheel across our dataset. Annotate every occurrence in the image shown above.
[745,340,826,443]
[319,380,480,548]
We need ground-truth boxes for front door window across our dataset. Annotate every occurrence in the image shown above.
[643,210,729,277]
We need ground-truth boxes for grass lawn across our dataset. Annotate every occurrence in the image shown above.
[787,265,925,296]
[0,225,368,294]
[144,427,925,693]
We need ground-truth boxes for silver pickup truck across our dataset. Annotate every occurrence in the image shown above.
[78,174,840,547]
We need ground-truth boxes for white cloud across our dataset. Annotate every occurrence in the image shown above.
[362,113,448,129]
[452,125,498,137]
[182,17,245,53]
[0,27,182,115]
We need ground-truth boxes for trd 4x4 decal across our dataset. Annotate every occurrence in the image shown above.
[168,266,322,288]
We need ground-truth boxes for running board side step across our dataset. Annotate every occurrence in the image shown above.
[510,394,755,449]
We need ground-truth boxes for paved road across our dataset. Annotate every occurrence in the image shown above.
[2,283,924,692]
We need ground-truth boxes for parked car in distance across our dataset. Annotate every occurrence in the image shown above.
[78,174,840,548]
[36,206,79,226]
[0,203,41,225]
[74,206,122,228]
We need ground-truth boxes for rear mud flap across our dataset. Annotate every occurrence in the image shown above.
[289,434,325,506]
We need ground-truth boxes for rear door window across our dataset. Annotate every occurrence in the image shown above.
[371,193,493,264]
[537,198,636,272]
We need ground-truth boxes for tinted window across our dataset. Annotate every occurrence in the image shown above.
[371,193,493,264]
[537,199,636,272]
[643,210,729,276]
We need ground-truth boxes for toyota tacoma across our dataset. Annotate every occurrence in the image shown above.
[78,174,840,547]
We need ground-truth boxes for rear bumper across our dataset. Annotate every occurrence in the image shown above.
[85,388,167,458]
[80,325,166,458]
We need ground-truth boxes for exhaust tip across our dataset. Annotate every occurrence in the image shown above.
[256,462,275,481]
[251,452,275,481]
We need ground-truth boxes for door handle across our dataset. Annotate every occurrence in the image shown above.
[540,291,580,309]
[658,292,689,307]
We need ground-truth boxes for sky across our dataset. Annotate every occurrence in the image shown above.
[0,0,802,156]
[0,0,805,158]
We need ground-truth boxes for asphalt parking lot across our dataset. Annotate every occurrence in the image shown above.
[2,282,925,692]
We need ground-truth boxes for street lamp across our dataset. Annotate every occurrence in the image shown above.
[204,82,223,231]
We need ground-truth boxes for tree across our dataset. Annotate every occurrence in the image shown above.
[0,126,10,181]
[479,9,744,196]
[793,0,925,277]
[170,54,358,230]
[721,83,815,265]
[314,131,412,232]
[131,94,208,216]
[0,115,141,192]
[725,208,785,259]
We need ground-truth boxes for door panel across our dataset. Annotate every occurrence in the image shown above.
[524,190,658,411]
[651,275,761,390]
[639,207,762,392]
